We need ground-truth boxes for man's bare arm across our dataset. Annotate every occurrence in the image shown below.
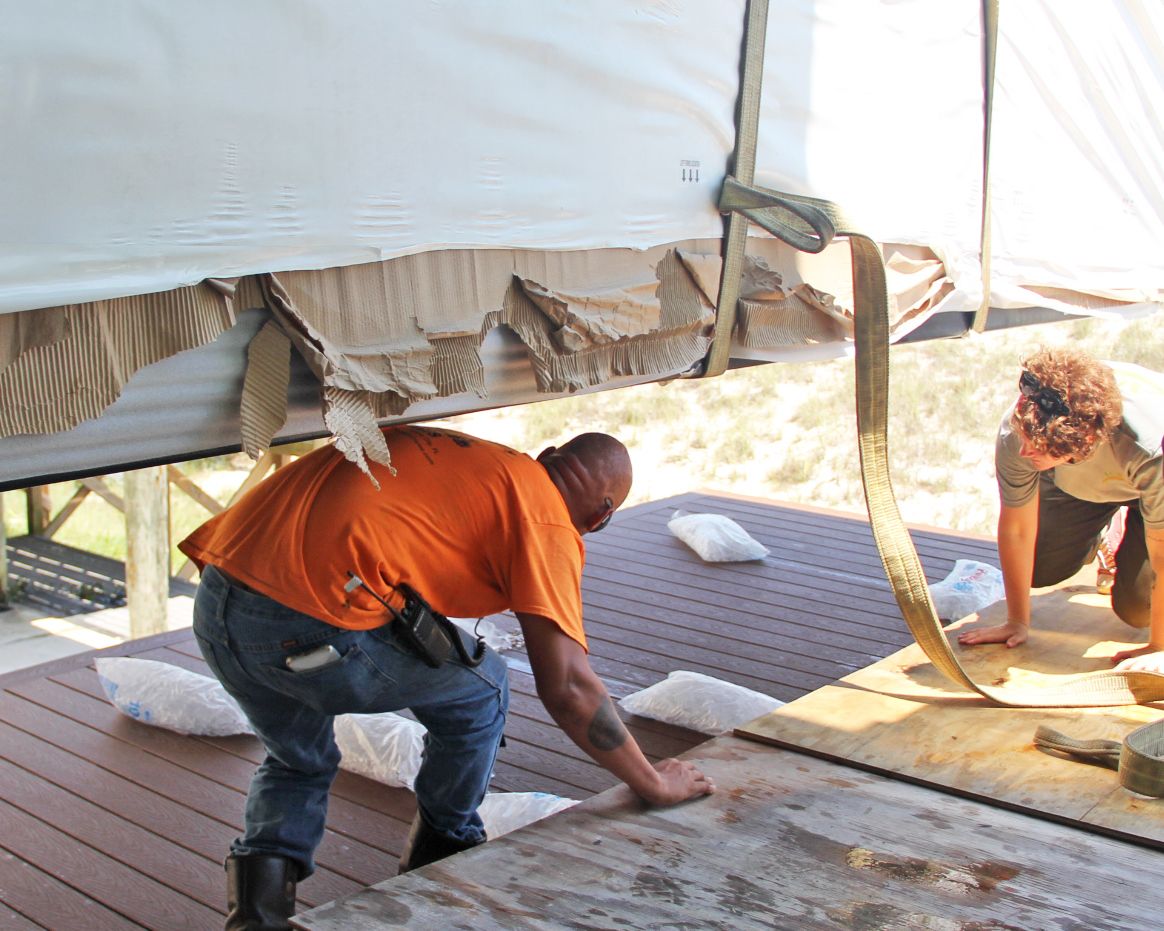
[958,499,1038,648]
[516,612,715,805]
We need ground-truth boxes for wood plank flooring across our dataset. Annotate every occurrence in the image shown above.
[0,491,998,928]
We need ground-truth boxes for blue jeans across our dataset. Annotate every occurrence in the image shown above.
[192,565,509,878]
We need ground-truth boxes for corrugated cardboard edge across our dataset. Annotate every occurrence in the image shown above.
[737,294,848,346]
[0,305,69,374]
[501,248,716,394]
[240,321,292,459]
[733,245,956,348]
[322,387,396,487]
[246,243,720,472]
[2,237,962,474]
[516,277,664,351]
[0,280,237,438]
[735,253,848,346]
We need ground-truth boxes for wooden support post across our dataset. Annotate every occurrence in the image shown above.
[125,466,170,638]
[26,486,53,536]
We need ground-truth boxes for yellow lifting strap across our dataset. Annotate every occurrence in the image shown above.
[1035,724,1164,798]
[716,176,1164,792]
[971,0,1000,334]
[704,0,769,378]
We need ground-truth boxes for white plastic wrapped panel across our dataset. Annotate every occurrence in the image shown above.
[1,1,743,314]
[754,0,987,316]
[988,1,1164,311]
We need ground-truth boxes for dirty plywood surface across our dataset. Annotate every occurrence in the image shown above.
[737,579,1164,848]
[293,735,1164,931]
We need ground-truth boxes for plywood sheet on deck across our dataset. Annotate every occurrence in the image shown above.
[292,735,1164,931]
[737,578,1164,848]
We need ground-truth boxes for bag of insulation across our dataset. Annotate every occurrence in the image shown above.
[95,657,253,736]
[620,670,783,735]
[334,712,426,789]
[667,510,769,562]
[479,792,579,838]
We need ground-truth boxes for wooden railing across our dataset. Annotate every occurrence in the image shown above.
[1,442,320,634]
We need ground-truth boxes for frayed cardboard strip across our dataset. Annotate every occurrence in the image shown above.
[322,387,396,488]
[240,321,291,459]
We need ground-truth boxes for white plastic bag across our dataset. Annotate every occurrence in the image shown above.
[478,792,578,839]
[619,670,783,736]
[95,657,253,736]
[448,616,523,652]
[667,510,769,563]
[930,559,1005,621]
[334,712,426,789]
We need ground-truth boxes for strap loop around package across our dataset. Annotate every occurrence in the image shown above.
[704,0,769,379]
[718,177,837,254]
[1122,719,1164,797]
[1036,723,1164,797]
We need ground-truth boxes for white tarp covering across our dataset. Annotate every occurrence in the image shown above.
[5,2,1162,320]
[988,0,1164,311]
[755,0,987,317]
[2,2,1162,486]
[1,0,742,314]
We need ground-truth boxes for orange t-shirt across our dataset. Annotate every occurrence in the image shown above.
[178,426,587,648]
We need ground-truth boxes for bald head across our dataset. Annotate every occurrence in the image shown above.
[536,432,632,534]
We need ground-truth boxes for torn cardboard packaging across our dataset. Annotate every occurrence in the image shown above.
[734,240,953,348]
[0,241,721,480]
[0,281,238,438]
[251,241,721,479]
[0,234,965,482]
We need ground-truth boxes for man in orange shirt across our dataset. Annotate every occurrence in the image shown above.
[181,425,714,931]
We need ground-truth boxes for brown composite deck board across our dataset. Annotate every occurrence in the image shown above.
[0,898,41,931]
[606,505,986,599]
[1,797,222,929]
[6,677,400,895]
[0,849,142,930]
[0,751,224,910]
[583,583,903,663]
[583,549,908,627]
[587,530,938,619]
[0,682,374,907]
[581,490,998,699]
[635,490,992,572]
[0,491,1000,929]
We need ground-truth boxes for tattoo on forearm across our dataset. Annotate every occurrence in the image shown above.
[587,698,628,752]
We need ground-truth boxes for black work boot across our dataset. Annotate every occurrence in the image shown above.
[398,813,485,874]
[224,854,297,930]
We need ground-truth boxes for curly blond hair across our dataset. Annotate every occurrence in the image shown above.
[1010,347,1122,461]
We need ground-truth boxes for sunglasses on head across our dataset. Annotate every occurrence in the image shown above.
[1019,370,1070,420]
[589,497,615,533]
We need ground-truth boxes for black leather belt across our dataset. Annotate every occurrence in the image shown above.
[217,568,262,595]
